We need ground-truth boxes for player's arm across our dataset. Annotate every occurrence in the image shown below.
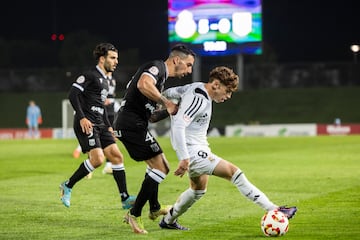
[149,109,169,123]
[137,73,178,115]
[68,87,85,119]
[68,82,92,134]
[149,85,190,123]
[170,93,198,177]
[171,119,189,177]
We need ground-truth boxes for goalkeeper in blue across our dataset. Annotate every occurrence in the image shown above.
[156,66,297,230]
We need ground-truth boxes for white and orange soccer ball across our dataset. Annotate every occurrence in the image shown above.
[260,209,289,237]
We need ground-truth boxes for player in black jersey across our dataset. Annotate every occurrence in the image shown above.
[72,72,119,176]
[72,73,118,176]
[101,73,119,174]
[113,44,196,234]
[60,43,135,209]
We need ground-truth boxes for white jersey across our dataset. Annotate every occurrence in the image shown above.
[163,82,212,161]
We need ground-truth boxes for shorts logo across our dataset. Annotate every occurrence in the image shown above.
[198,150,208,158]
[89,139,95,146]
[150,143,160,152]
[114,130,121,138]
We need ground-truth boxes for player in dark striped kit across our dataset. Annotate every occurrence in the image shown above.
[60,43,135,209]
[113,44,196,234]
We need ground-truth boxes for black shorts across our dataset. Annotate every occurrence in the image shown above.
[74,121,115,153]
[114,129,163,161]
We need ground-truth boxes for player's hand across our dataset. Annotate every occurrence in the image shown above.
[161,96,179,115]
[80,118,93,134]
[174,159,189,177]
[166,101,179,115]
[108,127,117,141]
[104,98,111,106]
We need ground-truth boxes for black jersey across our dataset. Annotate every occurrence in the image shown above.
[68,66,111,127]
[114,60,167,130]
[106,77,116,119]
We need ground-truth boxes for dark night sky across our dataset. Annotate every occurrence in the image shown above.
[1,0,359,63]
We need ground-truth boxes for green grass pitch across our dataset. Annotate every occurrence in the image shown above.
[0,136,359,239]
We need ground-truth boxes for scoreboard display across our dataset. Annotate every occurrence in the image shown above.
[168,0,262,56]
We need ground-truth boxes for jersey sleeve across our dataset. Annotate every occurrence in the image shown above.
[170,87,207,161]
[142,61,164,85]
[68,74,88,119]
[162,84,193,105]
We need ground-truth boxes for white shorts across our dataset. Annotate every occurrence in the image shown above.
[187,145,222,178]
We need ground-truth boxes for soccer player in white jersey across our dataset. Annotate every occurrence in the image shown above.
[158,66,297,230]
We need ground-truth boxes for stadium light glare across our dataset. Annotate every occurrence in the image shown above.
[350,44,360,53]
[350,44,360,63]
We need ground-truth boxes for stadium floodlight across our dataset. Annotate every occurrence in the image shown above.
[350,44,360,53]
[350,44,360,63]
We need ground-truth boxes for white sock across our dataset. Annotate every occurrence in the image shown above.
[165,188,206,224]
[231,169,277,211]
[84,159,95,172]
[105,161,112,168]
[112,163,124,171]
[148,168,166,184]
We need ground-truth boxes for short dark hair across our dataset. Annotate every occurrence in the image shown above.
[170,44,196,57]
[93,43,118,61]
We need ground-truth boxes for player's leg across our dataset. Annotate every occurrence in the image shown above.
[145,153,172,220]
[28,123,34,138]
[130,153,169,216]
[117,129,169,233]
[73,144,82,159]
[34,124,39,139]
[214,159,278,210]
[60,148,104,207]
[60,126,104,207]
[103,142,135,209]
[160,175,207,230]
[102,159,113,174]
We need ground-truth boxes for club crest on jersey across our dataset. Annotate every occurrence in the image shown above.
[76,75,85,84]
[149,66,159,76]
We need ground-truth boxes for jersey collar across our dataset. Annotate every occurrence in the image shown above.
[96,65,109,79]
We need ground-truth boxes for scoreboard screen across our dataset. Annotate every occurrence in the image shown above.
[168,0,262,56]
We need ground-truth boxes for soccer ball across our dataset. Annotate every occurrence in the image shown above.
[260,209,289,237]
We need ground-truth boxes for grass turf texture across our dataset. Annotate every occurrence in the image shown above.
[0,136,359,239]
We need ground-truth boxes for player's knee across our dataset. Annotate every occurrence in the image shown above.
[89,151,105,167]
[105,145,124,164]
[108,152,124,164]
[160,154,170,174]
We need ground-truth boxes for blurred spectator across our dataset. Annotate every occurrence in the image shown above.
[26,100,42,139]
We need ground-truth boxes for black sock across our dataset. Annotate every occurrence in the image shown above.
[67,162,89,188]
[131,174,159,217]
[148,175,160,211]
[113,170,129,201]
